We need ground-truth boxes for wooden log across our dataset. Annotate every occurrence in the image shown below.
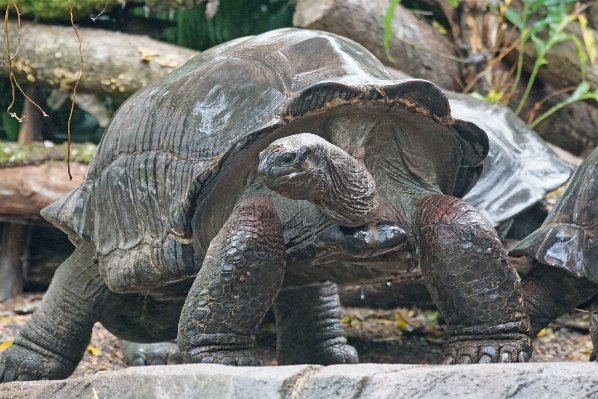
[0,162,86,216]
[293,0,462,91]
[1,21,199,100]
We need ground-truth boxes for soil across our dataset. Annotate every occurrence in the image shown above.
[0,293,593,379]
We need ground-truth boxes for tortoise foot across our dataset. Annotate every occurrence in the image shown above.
[122,341,183,367]
[316,340,358,365]
[443,335,532,364]
[0,343,75,382]
[185,347,259,366]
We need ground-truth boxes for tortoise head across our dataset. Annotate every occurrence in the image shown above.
[258,133,379,227]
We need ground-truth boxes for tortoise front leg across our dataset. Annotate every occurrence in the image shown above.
[418,194,533,364]
[273,282,358,365]
[177,196,285,365]
[0,242,110,381]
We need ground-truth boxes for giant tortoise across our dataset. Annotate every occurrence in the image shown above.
[0,28,533,381]
[510,145,598,347]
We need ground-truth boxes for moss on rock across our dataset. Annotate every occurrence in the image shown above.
[0,0,122,20]
[0,141,96,167]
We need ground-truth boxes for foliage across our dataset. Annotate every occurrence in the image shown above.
[0,0,121,20]
[0,78,22,142]
[504,0,596,117]
[383,0,598,127]
[383,0,403,62]
[156,0,294,52]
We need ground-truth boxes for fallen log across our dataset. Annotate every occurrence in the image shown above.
[1,21,198,100]
[293,0,462,91]
[0,162,86,216]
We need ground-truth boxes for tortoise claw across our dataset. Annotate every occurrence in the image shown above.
[186,348,260,366]
[0,343,75,382]
[444,335,533,364]
[122,341,182,367]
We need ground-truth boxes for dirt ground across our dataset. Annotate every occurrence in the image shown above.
[0,293,593,379]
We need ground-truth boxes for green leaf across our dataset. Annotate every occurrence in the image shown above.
[565,34,588,79]
[528,19,549,38]
[503,7,521,27]
[531,35,547,56]
[447,0,458,7]
[469,92,487,101]
[2,112,19,141]
[569,81,591,102]
[383,0,402,63]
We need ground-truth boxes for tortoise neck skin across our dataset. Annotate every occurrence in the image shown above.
[258,133,380,227]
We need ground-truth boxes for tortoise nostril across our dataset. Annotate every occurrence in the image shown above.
[257,162,270,178]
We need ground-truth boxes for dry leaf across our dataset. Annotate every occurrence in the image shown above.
[0,341,13,350]
[579,15,596,65]
[0,317,22,323]
[432,21,448,35]
[138,48,161,62]
[157,59,180,68]
[87,345,101,356]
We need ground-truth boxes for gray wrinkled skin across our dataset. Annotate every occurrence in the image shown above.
[1,29,534,381]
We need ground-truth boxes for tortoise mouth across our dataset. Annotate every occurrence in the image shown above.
[261,169,305,191]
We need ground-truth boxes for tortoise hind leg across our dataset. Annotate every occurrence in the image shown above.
[519,265,598,337]
[177,196,285,365]
[418,194,532,364]
[273,282,358,365]
[0,242,110,381]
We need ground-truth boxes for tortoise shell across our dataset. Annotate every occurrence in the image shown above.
[510,146,598,283]
[450,93,574,227]
[41,28,487,292]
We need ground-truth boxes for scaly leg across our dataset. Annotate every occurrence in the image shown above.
[0,242,110,381]
[418,194,532,364]
[520,265,598,336]
[273,282,358,365]
[177,196,285,365]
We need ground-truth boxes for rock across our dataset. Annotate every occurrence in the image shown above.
[1,362,597,398]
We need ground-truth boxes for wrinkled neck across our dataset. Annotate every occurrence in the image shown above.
[314,145,379,227]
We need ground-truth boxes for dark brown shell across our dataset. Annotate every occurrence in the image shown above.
[41,29,486,291]
[510,146,598,282]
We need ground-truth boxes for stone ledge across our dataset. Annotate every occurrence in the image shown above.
[1,362,597,399]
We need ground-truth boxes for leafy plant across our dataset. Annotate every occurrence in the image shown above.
[505,0,596,114]
[156,0,294,52]
[383,0,598,127]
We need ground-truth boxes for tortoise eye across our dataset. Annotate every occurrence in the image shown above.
[278,152,296,166]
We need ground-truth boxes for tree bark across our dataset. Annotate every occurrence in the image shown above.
[293,0,462,91]
[1,21,199,100]
[0,223,27,301]
[0,163,86,216]
[17,85,45,143]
